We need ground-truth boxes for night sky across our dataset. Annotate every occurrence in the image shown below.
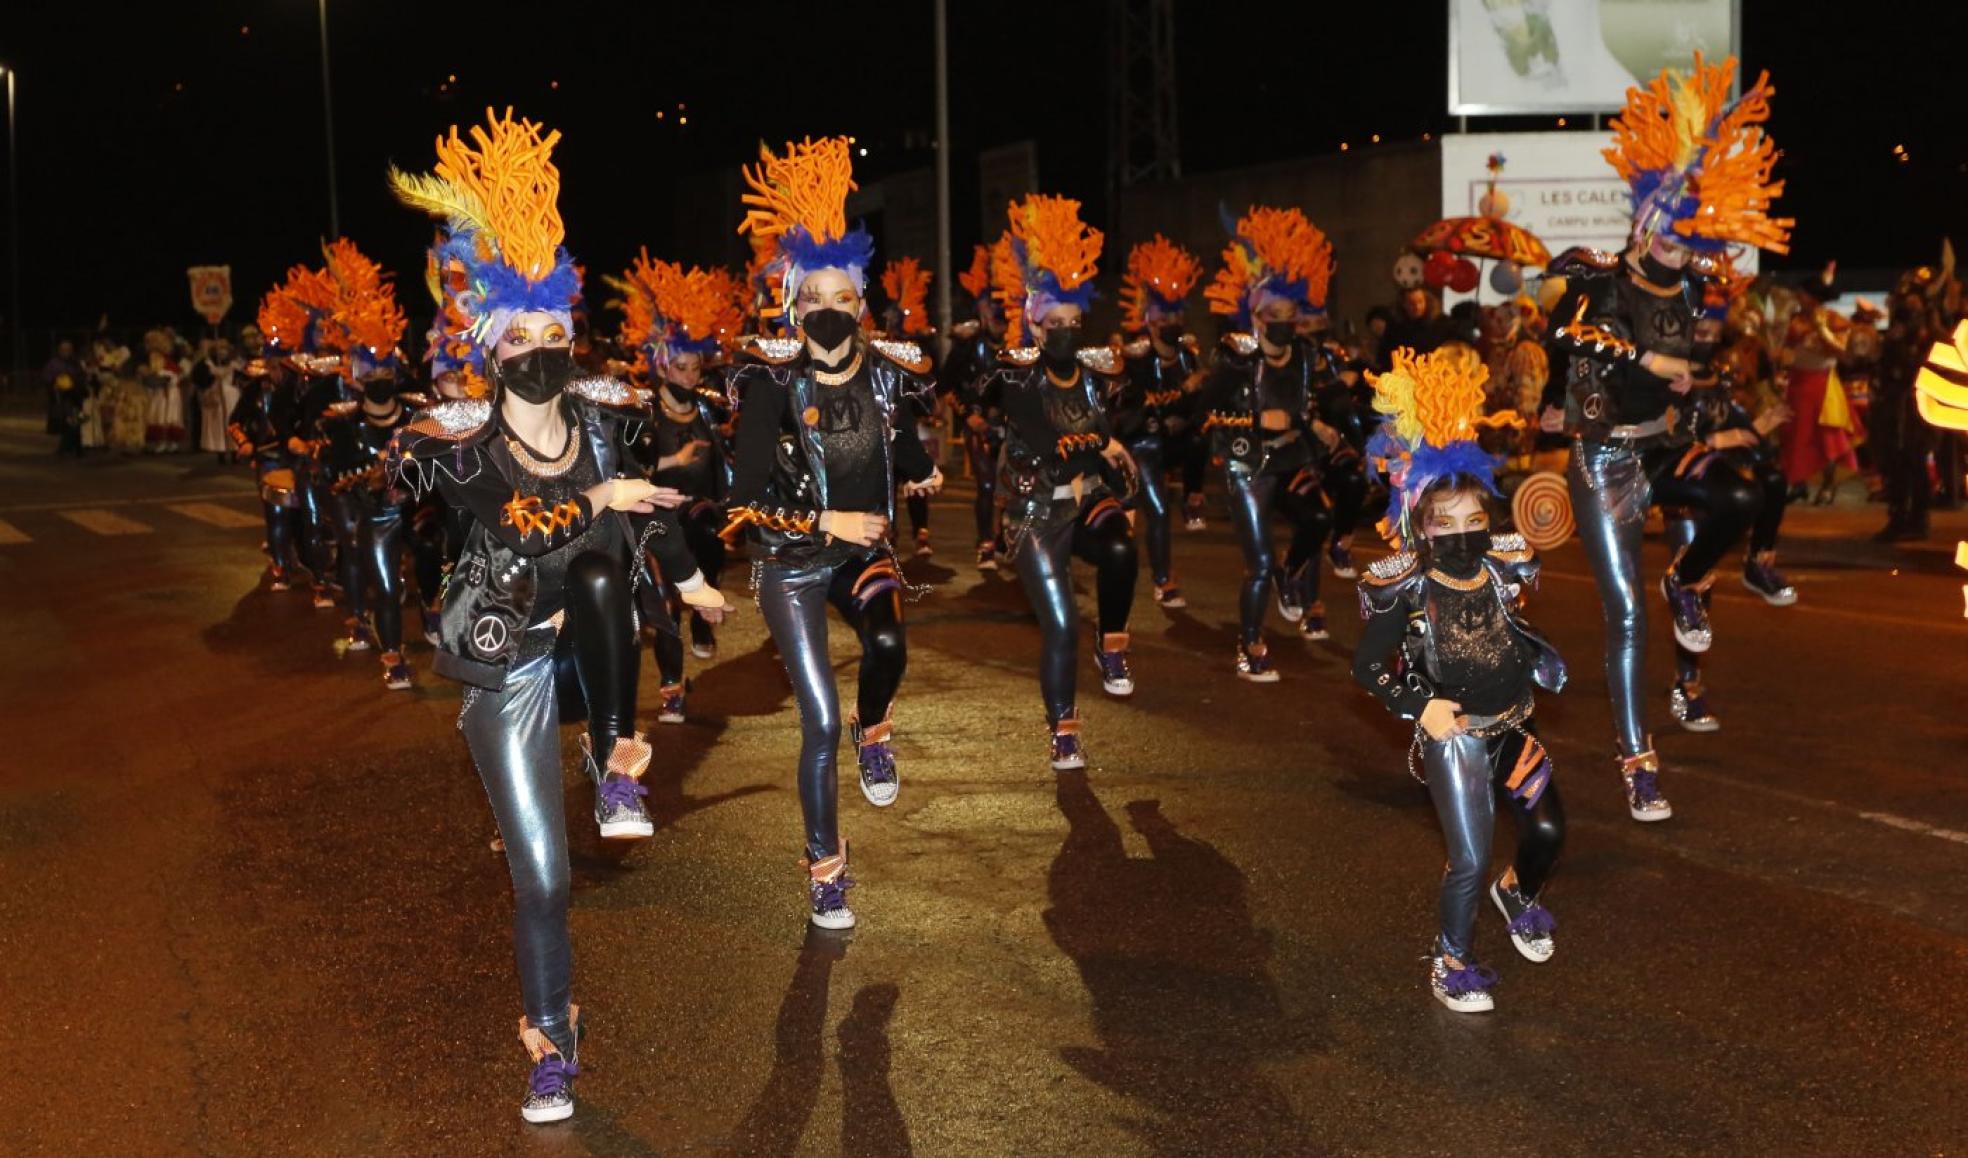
[1,0,1961,350]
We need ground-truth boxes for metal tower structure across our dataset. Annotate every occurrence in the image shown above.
[1107,0,1182,204]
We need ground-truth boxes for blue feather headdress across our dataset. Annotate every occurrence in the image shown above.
[1204,204,1334,332]
[738,138,876,324]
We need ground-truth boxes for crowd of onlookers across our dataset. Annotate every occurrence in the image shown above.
[39,325,267,462]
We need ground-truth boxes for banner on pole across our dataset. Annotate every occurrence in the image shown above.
[187,265,233,326]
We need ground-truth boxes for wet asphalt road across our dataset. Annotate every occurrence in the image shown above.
[3,414,1967,1156]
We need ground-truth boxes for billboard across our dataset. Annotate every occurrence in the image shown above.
[1448,0,1738,115]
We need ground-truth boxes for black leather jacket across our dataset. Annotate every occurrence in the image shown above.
[1546,246,1699,445]
[389,378,690,690]
[1114,333,1200,444]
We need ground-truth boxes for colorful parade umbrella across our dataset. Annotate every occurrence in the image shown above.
[1410,215,1551,269]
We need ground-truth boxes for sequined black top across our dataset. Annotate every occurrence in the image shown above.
[1426,572,1532,716]
[497,417,611,627]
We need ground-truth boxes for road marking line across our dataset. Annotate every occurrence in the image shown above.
[1858,811,1968,846]
[58,508,154,536]
[168,503,263,529]
[0,519,29,545]
[0,489,257,514]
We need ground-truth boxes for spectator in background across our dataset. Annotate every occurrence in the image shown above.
[194,337,244,462]
[41,339,85,442]
[1378,287,1453,369]
[140,328,187,453]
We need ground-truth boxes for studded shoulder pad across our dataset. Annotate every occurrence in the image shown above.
[1548,246,1621,278]
[404,398,492,440]
[396,392,432,410]
[1076,346,1122,376]
[1122,337,1152,359]
[565,376,639,408]
[1000,347,1040,367]
[1362,551,1420,586]
[871,339,933,374]
[746,337,803,365]
[325,399,358,418]
[950,319,981,339]
[1221,332,1259,357]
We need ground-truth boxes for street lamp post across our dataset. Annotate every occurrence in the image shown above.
[318,0,340,239]
[933,0,953,348]
[4,66,21,394]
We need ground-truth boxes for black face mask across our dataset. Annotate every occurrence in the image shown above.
[1041,326,1081,363]
[1157,323,1184,346]
[497,346,575,405]
[801,307,861,353]
[361,377,397,405]
[1263,320,1298,348]
[1636,249,1684,289]
[1429,528,1492,575]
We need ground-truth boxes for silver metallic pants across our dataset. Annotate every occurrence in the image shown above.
[1126,436,1174,586]
[1011,503,1136,723]
[1567,441,1652,756]
[757,556,908,862]
[1422,725,1564,961]
[460,627,578,1057]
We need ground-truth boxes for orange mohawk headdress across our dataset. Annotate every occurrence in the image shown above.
[957,244,992,300]
[389,107,581,350]
[995,194,1104,346]
[881,257,934,337]
[321,238,407,376]
[256,264,339,356]
[737,137,874,310]
[1365,346,1516,549]
[1205,205,1335,331]
[612,249,746,374]
[1606,54,1792,255]
[1120,234,1202,333]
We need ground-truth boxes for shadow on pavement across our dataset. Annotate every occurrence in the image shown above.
[1043,772,1316,1155]
[729,926,907,1156]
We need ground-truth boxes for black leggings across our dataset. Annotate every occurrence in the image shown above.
[355,509,408,652]
[649,502,729,686]
[1226,465,1332,646]
[552,551,642,770]
[1126,436,1175,586]
[1648,449,1759,583]
[758,553,908,860]
[1012,497,1138,722]
[964,427,1003,544]
[1324,460,1368,542]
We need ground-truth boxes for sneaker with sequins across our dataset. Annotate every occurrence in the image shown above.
[583,734,654,839]
[1274,575,1307,624]
[344,618,376,652]
[914,527,935,558]
[689,613,717,660]
[975,541,999,573]
[1742,552,1798,606]
[1095,632,1134,697]
[1050,715,1086,772]
[1622,750,1673,822]
[1153,580,1187,610]
[1489,877,1556,963]
[1182,494,1207,531]
[1669,679,1720,733]
[380,651,413,691]
[657,682,687,726]
[1237,642,1280,683]
[851,715,899,807]
[807,845,856,930]
[1328,539,1358,580]
[1429,954,1498,1014]
[516,1009,580,1124]
[1298,601,1330,641]
[1660,571,1713,653]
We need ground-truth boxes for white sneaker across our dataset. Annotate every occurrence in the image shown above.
[1428,955,1497,1014]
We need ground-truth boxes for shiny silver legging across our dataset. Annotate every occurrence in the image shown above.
[1568,442,1653,756]
[1225,466,1331,647]
[1011,502,1137,723]
[459,552,642,1056]
[758,555,908,862]
[1126,436,1175,586]
[1423,725,1565,962]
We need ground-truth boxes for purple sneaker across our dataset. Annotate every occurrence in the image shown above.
[1328,539,1358,579]
[1050,717,1086,772]
[657,682,687,725]
[1742,552,1798,606]
[852,716,899,807]
[344,618,376,652]
[1621,750,1673,822]
[1660,570,1713,653]
[1299,600,1330,642]
[1095,632,1134,697]
[807,846,855,929]
[381,651,413,691]
[1670,679,1720,733]
[1489,877,1556,963]
[1237,642,1280,683]
[585,734,654,839]
[421,607,441,647]
[517,1010,580,1124]
[1274,574,1307,623]
[1429,954,1498,1013]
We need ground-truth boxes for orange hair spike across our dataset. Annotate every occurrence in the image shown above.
[321,238,407,356]
[1120,234,1203,333]
[881,257,934,336]
[1006,194,1103,292]
[415,107,566,281]
[738,136,856,246]
[986,233,1026,348]
[1605,55,1792,254]
[1205,206,1335,322]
